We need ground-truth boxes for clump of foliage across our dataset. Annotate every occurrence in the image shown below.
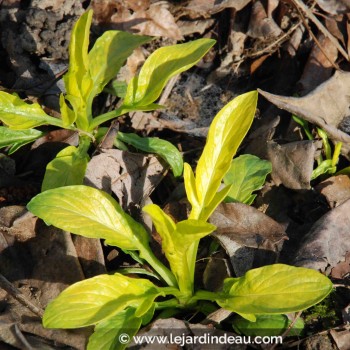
[0,9,333,350]
[0,9,215,188]
[27,90,333,349]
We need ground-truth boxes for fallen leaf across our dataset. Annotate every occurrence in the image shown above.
[31,129,79,149]
[186,0,252,17]
[84,149,166,213]
[330,329,350,350]
[93,1,182,40]
[210,202,287,276]
[293,198,350,272]
[297,33,338,95]
[266,140,317,190]
[316,0,350,15]
[247,0,282,39]
[315,175,350,208]
[177,18,215,36]
[258,71,350,147]
[330,252,350,279]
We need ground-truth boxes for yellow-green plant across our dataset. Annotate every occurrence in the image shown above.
[27,91,332,350]
[0,10,215,187]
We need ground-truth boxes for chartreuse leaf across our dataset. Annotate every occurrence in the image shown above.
[62,9,93,128]
[27,185,149,249]
[43,273,162,328]
[186,91,258,221]
[123,38,215,108]
[0,92,63,129]
[216,264,333,320]
[0,127,43,154]
[143,204,215,293]
[117,132,183,177]
[87,308,142,350]
[224,154,272,205]
[41,144,90,191]
[185,91,258,292]
[232,314,304,337]
[87,31,151,102]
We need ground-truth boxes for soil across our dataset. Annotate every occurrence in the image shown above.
[0,0,349,349]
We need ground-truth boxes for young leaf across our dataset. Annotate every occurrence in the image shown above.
[0,92,63,129]
[62,10,93,128]
[117,132,183,177]
[224,154,272,205]
[143,204,215,293]
[27,185,149,250]
[88,31,151,100]
[232,314,304,337]
[43,273,161,328]
[41,145,89,191]
[87,308,142,350]
[123,38,216,108]
[216,264,333,318]
[0,127,43,154]
[187,91,258,221]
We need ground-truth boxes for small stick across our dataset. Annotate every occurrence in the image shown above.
[0,273,44,318]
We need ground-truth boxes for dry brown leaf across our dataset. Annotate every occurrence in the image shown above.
[330,252,350,279]
[247,0,282,39]
[315,175,350,208]
[31,129,79,149]
[186,0,252,17]
[316,0,350,15]
[330,329,350,350]
[297,33,338,95]
[129,3,182,40]
[293,198,350,272]
[0,209,90,349]
[266,140,316,189]
[84,149,165,213]
[93,1,182,40]
[258,71,350,147]
[177,18,215,36]
[210,202,287,276]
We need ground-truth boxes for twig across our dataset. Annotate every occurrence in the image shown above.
[242,20,303,60]
[291,0,349,61]
[291,1,340,70]
[0,273,44,318]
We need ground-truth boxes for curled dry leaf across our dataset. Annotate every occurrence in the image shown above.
[293,198,350,272]
[247,0,282,39]
[266,140,317,190]
[210,203,287,276]
[297,33,338,95]
[315,175,350,208]
[258,71,350,147]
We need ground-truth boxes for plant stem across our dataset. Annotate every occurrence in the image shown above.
[138,246,178,288]
[155,298,180,309]
[191,290,220,303]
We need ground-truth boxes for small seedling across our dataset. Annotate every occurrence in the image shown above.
[28,91,333,350]
[293,115,342,180]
